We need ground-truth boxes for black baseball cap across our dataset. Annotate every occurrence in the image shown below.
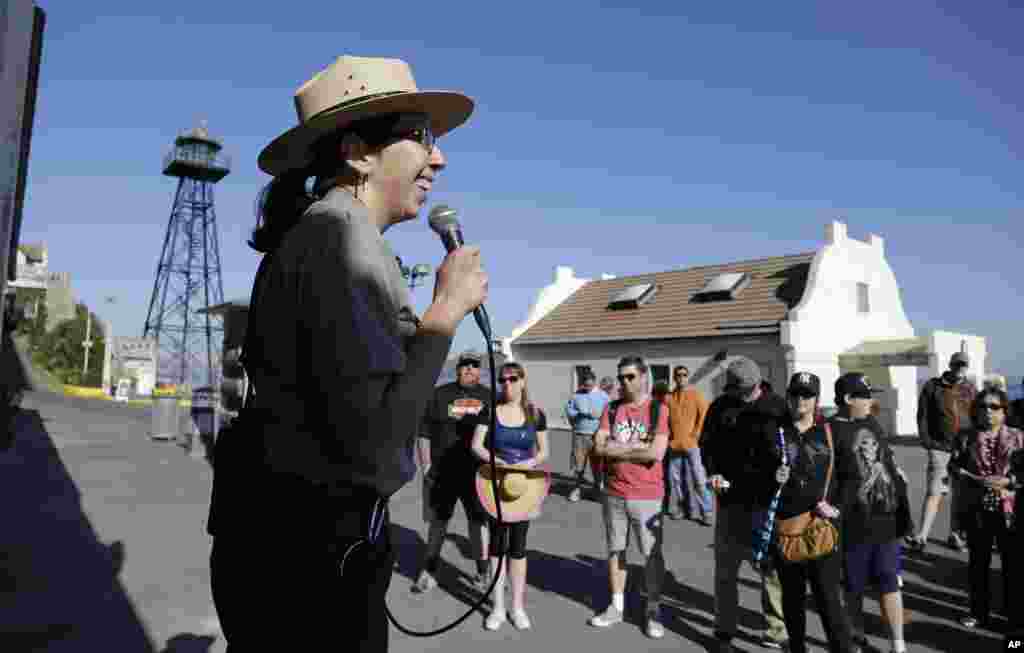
[835,372,873,402]
[787,372,821,397]
[456,351,482,367]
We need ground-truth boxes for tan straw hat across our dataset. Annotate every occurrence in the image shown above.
[475,464,551,523]
[258,55,474,176]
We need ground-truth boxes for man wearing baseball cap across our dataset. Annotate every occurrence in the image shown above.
[414,350,492,593]
[703,358,789,651]
[910,352,976,552]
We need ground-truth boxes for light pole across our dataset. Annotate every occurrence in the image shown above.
[102,296,116,393]
[401,262,432,290]
[82,307,93,377]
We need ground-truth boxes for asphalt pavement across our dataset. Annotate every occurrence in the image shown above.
[1,391,1011,652]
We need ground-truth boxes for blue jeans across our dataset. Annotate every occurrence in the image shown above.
[667,448,712,517]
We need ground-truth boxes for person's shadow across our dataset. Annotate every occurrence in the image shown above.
[0,406,157,652]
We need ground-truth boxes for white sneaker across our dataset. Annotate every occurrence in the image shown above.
[646,618,665,639]
[568,487,582,503]
[412,570,437,593]
[589,605,623,627]
[485,611,506,631]
[510,609,532,630]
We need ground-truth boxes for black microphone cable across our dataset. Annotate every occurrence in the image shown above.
[383,303,506,637]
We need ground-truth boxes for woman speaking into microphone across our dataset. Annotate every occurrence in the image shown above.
[206,55,486,652]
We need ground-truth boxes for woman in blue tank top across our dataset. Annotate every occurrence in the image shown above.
[471,362,548,632]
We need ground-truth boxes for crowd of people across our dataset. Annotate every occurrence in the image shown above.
[207,54,1021,652]
[414,350,1024,652]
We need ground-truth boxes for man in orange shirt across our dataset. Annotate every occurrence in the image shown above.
[665,365,711,525]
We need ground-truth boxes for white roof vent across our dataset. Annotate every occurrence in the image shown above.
[692,272,751,302]
[607,283,657,310]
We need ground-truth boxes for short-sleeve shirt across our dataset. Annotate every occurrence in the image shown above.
[422,382,491,468]
[490,409,548,464]
[599,399,669,500]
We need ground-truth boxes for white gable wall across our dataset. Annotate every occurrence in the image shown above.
[781,220,918,433]
[928,331,987,388]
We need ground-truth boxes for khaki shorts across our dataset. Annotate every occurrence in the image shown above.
[602,494,663,557]
[925,449,952,497]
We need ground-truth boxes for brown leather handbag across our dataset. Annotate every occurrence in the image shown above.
[775,423,839,562]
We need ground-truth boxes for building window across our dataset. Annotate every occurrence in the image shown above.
[650,364,670,389]
[574,365,593,390]
[857,282,870,313]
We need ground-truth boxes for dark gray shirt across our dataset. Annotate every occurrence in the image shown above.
[245,188,453,498]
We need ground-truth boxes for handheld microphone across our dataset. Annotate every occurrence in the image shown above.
[428,204,492,340]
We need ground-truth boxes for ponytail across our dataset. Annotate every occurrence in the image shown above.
[248,168,317,254]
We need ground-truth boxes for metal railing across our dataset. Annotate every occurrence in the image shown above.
[163,147,232,173]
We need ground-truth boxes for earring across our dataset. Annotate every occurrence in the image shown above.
[355,172,367,199]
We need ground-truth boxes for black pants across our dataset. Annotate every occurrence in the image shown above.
[964,509,1014,621]
[774,550,855,653]
[210,477,394,652]
[489,520,530,559]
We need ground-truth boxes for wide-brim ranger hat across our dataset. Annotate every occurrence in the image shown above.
[258,55,475,176]
[475,464,551,523]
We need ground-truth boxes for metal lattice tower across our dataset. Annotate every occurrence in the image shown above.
[143,120,229,389]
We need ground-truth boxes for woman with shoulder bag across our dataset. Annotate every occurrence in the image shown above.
[770,373,858,653]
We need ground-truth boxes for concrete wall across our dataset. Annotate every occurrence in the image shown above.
[511,335,784,430]
[928,330,987,388]
[781,220,917,429]
[500,266,615,359]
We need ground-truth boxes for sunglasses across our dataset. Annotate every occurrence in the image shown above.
[982,403,1006,411]
[500,376,521,385]
[459,361,480,369]
[355,114,436,155]
[617,373,638,383]
[395,125,435,154]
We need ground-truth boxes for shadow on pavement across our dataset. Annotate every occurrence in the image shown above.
[0,407,156,652]
[160,633,216,652]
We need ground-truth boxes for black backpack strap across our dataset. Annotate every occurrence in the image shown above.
[608,399,622,436]
[650,399,661,438]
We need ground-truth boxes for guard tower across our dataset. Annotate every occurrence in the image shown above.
[143,121,229,389]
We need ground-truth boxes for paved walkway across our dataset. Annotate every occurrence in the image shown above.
[1,391,1011,652]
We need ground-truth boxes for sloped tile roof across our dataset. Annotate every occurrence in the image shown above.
[513,252,814,344]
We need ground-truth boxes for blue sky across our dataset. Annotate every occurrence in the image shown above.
[19,1,1023,378]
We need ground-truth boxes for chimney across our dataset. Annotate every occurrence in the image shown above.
[825,220,847,245]
[869,233,884,253]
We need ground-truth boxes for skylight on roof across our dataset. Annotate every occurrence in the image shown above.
[692,272,751,302]
[607,283,657,310]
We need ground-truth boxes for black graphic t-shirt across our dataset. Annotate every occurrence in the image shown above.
[421,382,491,469]
[830,416,913,544]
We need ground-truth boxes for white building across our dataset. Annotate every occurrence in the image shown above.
[505,220,986,436]
[109,336,158,397]
[9,242,75,331]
